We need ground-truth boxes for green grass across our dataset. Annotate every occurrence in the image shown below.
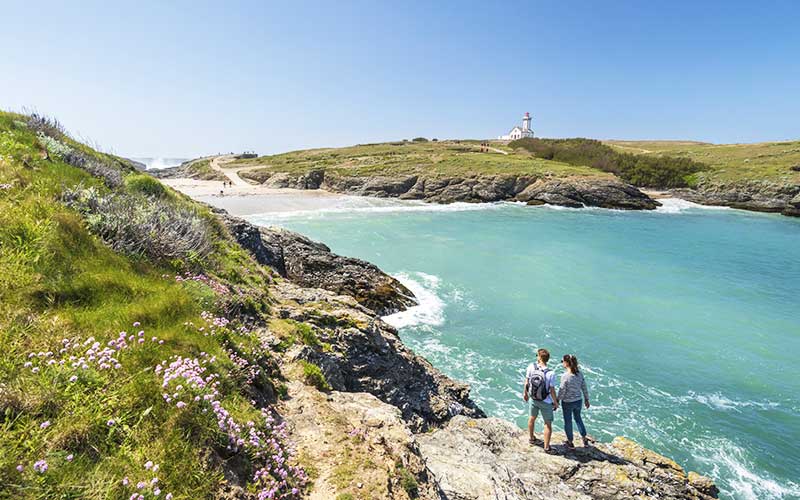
[231,140,610,181]
[0,111,301,499]
[182,158,225,181]
[605,140,800,184]
[299,361,331,391]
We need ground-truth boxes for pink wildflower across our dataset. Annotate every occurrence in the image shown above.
[122,477,130,486]
[40,420,51,429]
[16,464,23,472]
[144,460,153,469]
[66,454,74,461]
[107,419,115,426]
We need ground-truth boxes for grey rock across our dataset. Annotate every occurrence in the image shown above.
[274,281,484,431]
[516,178,660,210]
[417,416,718,500]
[222,215,416,315]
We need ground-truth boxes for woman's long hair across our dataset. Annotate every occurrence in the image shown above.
[563,354,580,374]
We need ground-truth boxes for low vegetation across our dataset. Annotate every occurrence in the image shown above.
[606,139,800,184]
[0,110,306,499]
[299,361,331,391]
[231,140,608,181]
[510,138,708,188]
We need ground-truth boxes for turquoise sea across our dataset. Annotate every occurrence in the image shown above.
[242,196,800,500]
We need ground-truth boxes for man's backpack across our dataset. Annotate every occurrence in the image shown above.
[527,366,550,401]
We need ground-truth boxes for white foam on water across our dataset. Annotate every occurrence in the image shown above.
[382,272,446,329]
[692,437,800,500]
[250,197,507,222]
[656,197,732,214]
[686,391,780,412]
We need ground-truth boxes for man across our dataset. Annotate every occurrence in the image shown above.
[523,348,559,453]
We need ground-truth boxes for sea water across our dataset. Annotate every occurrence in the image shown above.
[245,197,800,500]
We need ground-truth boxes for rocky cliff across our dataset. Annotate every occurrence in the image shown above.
[241,169,661,210]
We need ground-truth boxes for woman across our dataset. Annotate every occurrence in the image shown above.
[557,354,590,448]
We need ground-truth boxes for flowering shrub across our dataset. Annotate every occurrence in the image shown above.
[157,354,307,498]
[172,272,229,295]
[62,186,213,264]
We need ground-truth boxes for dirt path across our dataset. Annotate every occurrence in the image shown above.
[209,155,253,186]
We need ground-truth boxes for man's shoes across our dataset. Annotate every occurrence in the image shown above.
[565,440,575,450]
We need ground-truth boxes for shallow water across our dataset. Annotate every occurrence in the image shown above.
[244,197,800,500]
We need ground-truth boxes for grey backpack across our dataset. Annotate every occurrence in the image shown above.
[527,367,549,401]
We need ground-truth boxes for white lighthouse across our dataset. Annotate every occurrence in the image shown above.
[499,112,535,140]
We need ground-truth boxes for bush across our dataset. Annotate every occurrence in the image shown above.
[412,137,428,142]
[62,186,212,265]
[296,323,321,348]
[300,360,331,391]
[397,467,419,498]
[509,137,708,188]
[125,173,167,198]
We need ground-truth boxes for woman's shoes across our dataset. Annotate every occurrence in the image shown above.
[565,440,575,450]
[582,436,591,447]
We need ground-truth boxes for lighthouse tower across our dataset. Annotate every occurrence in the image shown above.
[498,112,536,140]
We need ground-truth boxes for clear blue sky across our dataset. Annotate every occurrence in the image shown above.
[2,0,798,157]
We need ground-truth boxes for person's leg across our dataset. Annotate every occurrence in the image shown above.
[539,401,554,451]
[544,421,552,450]
[563,401,574,443]
[528,415,536,442]
[573,401,587,438]
[528,403,539,443]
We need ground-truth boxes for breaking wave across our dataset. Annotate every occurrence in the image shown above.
[382,272,445,329]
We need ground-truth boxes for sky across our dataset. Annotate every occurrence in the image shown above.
[2,0,799,157]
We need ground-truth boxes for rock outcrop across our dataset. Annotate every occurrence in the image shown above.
[221,215,417,316]
[671,180,800,217]
[281,382,441,499]
[417,416,719,500]
[239,169,661,210]
[272,280,484,431]
[516,178,660,210]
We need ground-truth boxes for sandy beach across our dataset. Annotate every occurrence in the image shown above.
[162,177,353,216]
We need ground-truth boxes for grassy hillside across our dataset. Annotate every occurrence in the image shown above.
[606,140,800,184]
[509,138,707,188]
[0,111,306,499]
[229,140,611,180]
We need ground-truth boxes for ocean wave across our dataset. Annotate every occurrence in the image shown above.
[382,272,445,329]
[686,391,780,412]
[133,157,188,170]
[656,197,731,213]
[692,436,800,500]
[251,198,506,221]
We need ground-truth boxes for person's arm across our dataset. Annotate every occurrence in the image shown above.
[549,373,558,410]
[557,373,567,403]
[582,373,590,408]
[523,378,529,402]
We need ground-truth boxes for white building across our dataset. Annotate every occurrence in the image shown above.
[499,112,535,140]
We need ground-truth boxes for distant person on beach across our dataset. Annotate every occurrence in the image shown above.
[524,348,558,453]
[558,354,591,449]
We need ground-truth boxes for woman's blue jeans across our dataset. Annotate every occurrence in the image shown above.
[562,399,587,441]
